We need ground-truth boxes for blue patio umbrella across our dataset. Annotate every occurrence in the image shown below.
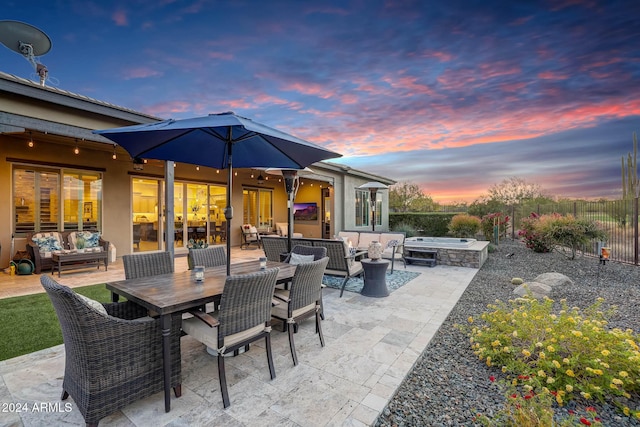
[94,111,342,274]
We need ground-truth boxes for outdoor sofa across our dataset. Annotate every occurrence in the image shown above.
[260,236,364,292]
[26,230,110,274]
[337,231,406,272]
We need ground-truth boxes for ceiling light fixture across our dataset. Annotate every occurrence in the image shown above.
[133,157,144,171]
[27,131,34,148]
[74,139,79,155]
[112,144,117,160]
[257,173,265,184]
[196,165,200,171]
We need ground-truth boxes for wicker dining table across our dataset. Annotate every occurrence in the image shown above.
[106,259,297,413]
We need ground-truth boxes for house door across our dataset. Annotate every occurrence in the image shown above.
[321,187,331,239]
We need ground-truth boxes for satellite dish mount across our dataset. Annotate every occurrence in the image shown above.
[0,20,52,86]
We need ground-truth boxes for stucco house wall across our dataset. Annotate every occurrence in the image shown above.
[0,71,394,268]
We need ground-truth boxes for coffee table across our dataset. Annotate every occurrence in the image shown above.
[51,251,108,277]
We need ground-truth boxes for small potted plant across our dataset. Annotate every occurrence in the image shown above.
[187,238,208,269]
[75,235,86,253]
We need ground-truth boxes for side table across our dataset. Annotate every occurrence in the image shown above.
[361,258,390,297]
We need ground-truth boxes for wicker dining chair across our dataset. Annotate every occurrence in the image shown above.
[187,246,226,311]
[181,268,279,408]
[187,245,226,269]
[261,235,288,262]
[282,245,328,319]
[41,275,182,427]
[272,257,330,366]
[123,251,174,279]
[111,251,175,303]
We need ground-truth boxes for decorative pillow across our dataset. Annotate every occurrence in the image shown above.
[386,239,399,249]
[32,235,63,252]
[76,293,108,315]
[289,253,315,265]
[70,231,101,249]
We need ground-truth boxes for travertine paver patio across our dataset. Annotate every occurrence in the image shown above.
[0,248,478,426]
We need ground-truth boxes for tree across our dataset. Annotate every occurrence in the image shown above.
[487,176,546,206]
[389,182,437,212]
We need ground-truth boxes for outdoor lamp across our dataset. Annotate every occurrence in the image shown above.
[282,169,298,194]
[357,181,389,231]
[133,157,144,171]
[257,173,265,184]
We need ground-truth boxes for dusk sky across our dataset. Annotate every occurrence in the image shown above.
[2,0,639,203]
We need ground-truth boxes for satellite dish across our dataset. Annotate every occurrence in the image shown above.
[0,20,52,86]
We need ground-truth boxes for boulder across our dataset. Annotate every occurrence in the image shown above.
[533,272,573,288]
[513,281,552,299]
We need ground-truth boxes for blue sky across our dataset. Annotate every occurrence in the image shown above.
[2,0,639,202]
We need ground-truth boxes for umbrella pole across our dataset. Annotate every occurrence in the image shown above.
[225,136,233,276]
[287,192,293,253]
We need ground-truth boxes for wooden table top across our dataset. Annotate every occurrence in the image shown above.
[106,260,296,315]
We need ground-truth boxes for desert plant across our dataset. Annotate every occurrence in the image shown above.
[537,215,608,259]
[518,213,554,253]
[449,214,481,238]
[392,221,418,238]
[187,238,208,249]
[461,295,640,420]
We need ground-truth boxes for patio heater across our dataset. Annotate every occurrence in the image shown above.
[357,182,388,232]
[282,169,300,253]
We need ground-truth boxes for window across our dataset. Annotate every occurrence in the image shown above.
[63,173,102,231]
[243,188,273,229]
[355,189,382,227]
[13,166,102,236]
[132,178,160,251]
[355,189,369,227]
[132,179,228,251]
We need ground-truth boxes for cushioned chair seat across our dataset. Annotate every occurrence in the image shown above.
[182,317,264,350]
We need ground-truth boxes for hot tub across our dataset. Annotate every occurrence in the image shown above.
[403,237,489,268]
[405,237,478,248]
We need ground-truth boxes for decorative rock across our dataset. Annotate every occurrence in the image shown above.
[533,272,574,288]
[513,281,552,299]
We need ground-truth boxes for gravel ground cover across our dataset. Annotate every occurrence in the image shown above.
[376,239,640,427]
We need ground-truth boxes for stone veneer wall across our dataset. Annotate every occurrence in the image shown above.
[434,241,490,268]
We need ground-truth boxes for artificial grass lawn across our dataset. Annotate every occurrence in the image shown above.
[0,284,112,361]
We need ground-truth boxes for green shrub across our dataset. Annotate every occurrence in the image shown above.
[461,295,640,419]
[391,221,418,238]
[390,213,458,236]
[536,214,608,260]
[449,214,481,238]
[518,213,555,253]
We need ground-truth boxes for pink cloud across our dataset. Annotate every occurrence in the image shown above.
[280,81,336,99]
[206,51,234,60]
[417,50,454,62]
[112,9,128,26]
[122,67,163,80]
[538,71,569,80]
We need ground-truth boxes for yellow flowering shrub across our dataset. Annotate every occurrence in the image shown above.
[460,294,640,419]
